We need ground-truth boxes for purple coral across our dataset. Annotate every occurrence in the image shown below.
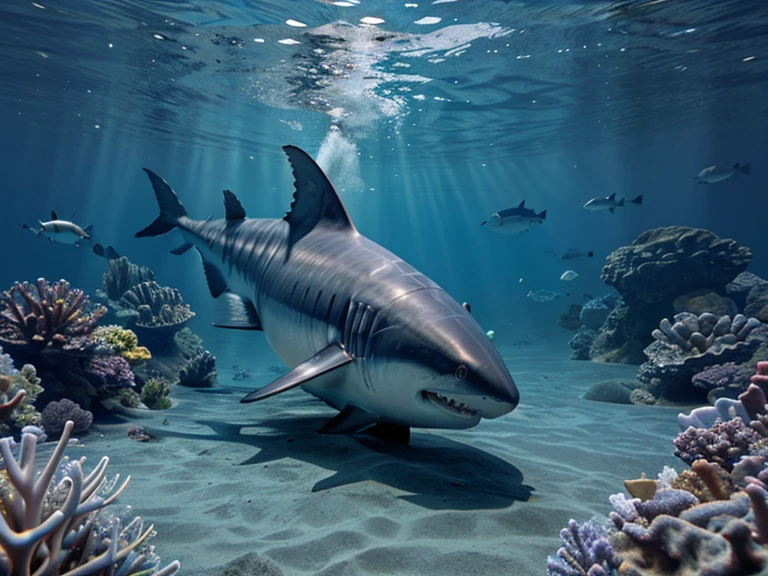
[85,355,136,389]
[41,398,93,435]
[673,419,761,472]
[691,362,743,391]
[0,279,105,347]
[546,519,621,576]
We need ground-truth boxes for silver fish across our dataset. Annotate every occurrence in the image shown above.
[583,193,642,213]
[696,163,750,184]
[23,211,92,245]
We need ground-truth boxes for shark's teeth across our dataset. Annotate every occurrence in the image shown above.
[422,391,479,418]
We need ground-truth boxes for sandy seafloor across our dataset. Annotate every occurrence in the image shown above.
[48,329,685,576]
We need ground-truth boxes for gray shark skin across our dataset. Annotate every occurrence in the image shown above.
[136,145,519,441]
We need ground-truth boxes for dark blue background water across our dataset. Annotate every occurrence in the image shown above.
[2,0,767,343]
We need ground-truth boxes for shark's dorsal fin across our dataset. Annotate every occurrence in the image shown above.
[223,190,246,221]
[240,342,353,403]
[282,145,356,251]
[51,210,58,220]
[518,200,525,208]
[608,192,616,201]
[196,248,228,298]
[213,293,262,331]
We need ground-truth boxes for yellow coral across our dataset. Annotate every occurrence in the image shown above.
[93,325,151,363]
[123,345,151,364]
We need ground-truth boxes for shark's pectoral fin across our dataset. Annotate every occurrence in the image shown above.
[213,293,262,331]
[318,404,379,435]
[196,248,228,298]
[170,242,194,255]
[282,145,356,253]
[240,342,353,403]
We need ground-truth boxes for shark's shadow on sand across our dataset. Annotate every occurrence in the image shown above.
[144,407,533,511]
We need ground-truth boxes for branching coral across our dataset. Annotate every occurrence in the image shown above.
[546,519,621,576]
[0,420,180,575]
[0,279,106,349]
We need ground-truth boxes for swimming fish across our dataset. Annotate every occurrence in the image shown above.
[583,193,642,213]
[23,211,92,245]
[560,270,579,282]
[136,145,519,442]
[696,163,751,184]
[561,249,594,260]
[481,201,547,235]
[527,289,569,303]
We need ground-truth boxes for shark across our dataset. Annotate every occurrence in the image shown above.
[136,145,520,442]
[481,201,547,235]
[23,211,93,245]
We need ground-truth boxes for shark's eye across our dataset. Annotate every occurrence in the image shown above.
[454,364,467,381]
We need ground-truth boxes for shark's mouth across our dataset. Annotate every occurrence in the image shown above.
[422,390,481,418]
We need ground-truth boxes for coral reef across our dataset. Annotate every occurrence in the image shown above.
[601,227,751,308]
[84,355,136,390]
[580,293,622,330]
[178,351,218,388]
[636,312,765,400]
[174,326,204,358]
[673,418,759,471]
[103,256,155,301]
[746,281,768,324]
[0,347,43,432]
[120,281,195,349]
[727,271,764,311]
[92,325,151,364]
[0,420,180,575]
[141,377,172,410]
[41,398,93,436]
[546,519,621,576]
[673,290,738,317]
[558,304,582,331]
[588,303,648,364]
[593,227,751,365]
[0,279,105,351]
[128,425,151,442]
[569,326,596,360]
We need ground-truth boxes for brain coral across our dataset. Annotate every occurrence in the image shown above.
[601,227,751,308]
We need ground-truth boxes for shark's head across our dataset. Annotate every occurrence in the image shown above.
[365,288,519,429]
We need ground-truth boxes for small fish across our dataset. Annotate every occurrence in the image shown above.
[560,270,579,282]
[696,163,750,184]
[527,289,570,303]
[583,193,642,213]
[561,248,594,261]
[23,211,92,245]
[481,200,547,235]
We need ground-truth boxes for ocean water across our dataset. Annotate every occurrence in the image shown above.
[1,0,768,574]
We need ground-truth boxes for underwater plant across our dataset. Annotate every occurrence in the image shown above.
[0,279,106,349]
[0,420,180,575]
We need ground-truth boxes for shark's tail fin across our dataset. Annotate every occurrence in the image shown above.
[22,224,40,236]
[616,197,625,208]
[587,251,594,258]
[136,168,188,238]
[736,162,751,175]
[537,210,547,220]
[629,195,643,205]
